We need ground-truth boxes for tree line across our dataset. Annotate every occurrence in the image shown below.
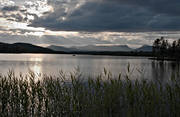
[153,37,180,59]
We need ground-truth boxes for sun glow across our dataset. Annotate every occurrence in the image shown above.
[44,30,79,36]
[31,64,42,78]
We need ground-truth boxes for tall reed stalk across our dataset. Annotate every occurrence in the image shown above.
[0,68,179,116]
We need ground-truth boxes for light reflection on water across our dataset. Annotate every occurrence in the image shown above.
[29,57,42,62]
[30,64,42,77]
[0,54,179,81]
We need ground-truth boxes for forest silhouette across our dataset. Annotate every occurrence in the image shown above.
[153,37,180,60]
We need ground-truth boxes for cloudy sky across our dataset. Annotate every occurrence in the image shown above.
[0,0,180,48]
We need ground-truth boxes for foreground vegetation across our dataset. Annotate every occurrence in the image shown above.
[0,69,180,117]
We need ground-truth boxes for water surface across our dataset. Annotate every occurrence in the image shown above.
[0,54,179,81]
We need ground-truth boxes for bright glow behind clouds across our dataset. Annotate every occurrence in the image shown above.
[0,0,15,7]
[0,0,52,35]
[24,0,54,17]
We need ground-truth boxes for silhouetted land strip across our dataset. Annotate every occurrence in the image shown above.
[0,42,153,57]
[63,51,153,57]
[1,40,180,60]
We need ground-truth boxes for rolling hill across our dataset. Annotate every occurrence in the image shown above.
[0,42,54,53]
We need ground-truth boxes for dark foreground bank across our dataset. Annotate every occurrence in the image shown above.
[0,70,180,117]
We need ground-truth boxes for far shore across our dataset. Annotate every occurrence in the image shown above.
[0,51,153,57]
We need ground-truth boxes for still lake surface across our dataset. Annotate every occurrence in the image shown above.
[0,54,179,81]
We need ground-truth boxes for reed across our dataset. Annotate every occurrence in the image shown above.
[0,68,180,117]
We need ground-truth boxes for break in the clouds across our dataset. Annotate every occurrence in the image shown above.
[0,0,180,47]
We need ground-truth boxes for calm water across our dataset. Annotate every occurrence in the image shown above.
[0,54,179,81]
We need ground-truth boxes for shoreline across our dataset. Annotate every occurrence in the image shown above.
[149,57,180,61]
[1,52,180,61]
[0,51,153,57]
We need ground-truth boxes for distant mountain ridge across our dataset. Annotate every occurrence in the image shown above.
[135,45,152,52]
[0,42,54,53]
[48,45,152,52]
[48,45,134,52]
[0,42,152,54]
[48,45,79,52]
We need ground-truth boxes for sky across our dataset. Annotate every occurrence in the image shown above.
[0,0,180,48]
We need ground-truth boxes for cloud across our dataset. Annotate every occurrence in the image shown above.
[106,0,180,16]
[29,0,180,32]
[1,0,180,47]
[1,5,19,11]
[0,0,53,22]
[1,30,180,48]
[0,0,15,7]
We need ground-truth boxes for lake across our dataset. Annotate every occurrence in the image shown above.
[0,54,179,81]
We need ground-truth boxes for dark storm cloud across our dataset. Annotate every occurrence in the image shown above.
[1,6,23,22]
[16,0,180,32]
[1,6,19,11]
[9,14,23,22]
[108,0,180,16]
[0,5,38,23]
